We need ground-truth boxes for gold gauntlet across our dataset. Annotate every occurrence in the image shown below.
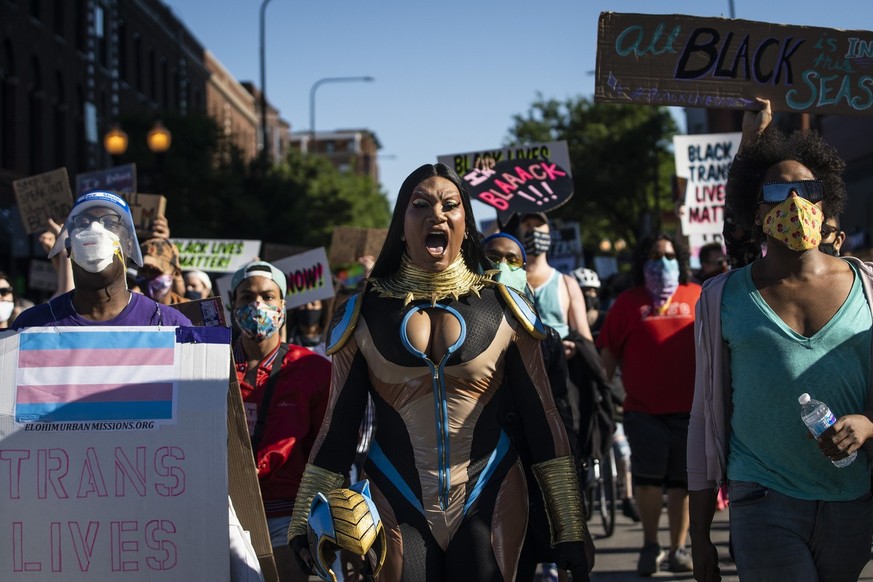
[532,456,589,546]
[286,463,345,542]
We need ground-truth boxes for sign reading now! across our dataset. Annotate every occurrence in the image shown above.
[215,247,336,322]
[596,12,873,116]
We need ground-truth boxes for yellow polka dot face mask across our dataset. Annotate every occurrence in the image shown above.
[763,196,823,252]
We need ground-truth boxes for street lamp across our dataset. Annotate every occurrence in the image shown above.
[259,0,274,161]
[147,120,172,154]
[103,124,129,158]
[309,76,374,154]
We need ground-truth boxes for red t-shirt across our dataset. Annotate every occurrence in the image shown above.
[235,342,331,517]
[596,283,701,415]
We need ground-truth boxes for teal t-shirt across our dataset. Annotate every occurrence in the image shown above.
[723,262,871,500]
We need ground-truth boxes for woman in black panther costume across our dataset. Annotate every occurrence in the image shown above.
[288,163,592,581]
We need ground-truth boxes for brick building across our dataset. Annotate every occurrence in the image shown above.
[290,128,380,183]
[0,0,291,205]
[0,0,299,292]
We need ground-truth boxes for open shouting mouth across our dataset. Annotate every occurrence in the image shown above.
[425,231,448,257]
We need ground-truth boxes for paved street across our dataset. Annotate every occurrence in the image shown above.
[585,503,873,581]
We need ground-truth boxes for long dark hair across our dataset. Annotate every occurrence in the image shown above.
[370,163,490,278]
[632,232,691,286]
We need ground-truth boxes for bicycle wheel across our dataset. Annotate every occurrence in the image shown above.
[581,458,594,522]
[598,447,617,537]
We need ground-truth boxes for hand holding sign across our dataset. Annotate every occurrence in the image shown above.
[461,159,574,218]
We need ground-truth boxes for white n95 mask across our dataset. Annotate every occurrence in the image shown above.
[70,222,122,273]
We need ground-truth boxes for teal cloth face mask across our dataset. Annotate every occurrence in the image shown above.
[496,262,528,293]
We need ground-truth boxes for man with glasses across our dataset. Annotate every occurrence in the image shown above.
[9,193,269,580]
[689,101,873,582]
[12,191,191,329]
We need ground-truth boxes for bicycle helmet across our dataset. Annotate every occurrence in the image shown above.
[573,267,601,290]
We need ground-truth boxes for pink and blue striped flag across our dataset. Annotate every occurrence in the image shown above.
[15,329,177,423]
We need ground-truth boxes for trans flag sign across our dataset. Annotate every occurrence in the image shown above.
[15,329,178,424]
[0,326,232,581]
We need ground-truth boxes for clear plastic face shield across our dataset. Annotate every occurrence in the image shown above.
[50,191,143,269]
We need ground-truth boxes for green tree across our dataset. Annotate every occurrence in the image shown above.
[507,95,677,252]
[260,149,391,248]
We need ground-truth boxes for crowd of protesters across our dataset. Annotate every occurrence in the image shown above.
[5,97,873,582]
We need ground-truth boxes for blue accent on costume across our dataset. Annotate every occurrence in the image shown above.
[505,285,546,336]
[400,304,467,511]
[368,441,425,515]
[463,431,511,515]
[327,293,360,352]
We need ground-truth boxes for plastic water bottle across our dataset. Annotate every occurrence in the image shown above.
[798,393,856,468]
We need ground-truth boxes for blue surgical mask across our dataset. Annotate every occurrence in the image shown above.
[496,262,528,293]
[643,258,680,308]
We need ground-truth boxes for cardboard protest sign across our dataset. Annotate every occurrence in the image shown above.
[328,227,388,267]
[438,141,571,180]
[215,247,336,321]
[460,158,574,218]
[75,164,137,195]
[0,326,231,581]
[12,168,74,234]
[596,12,873,116]
[27,260,58,293]
[548,221,584,273]
[170,297,228,327]
[673,132,741,236]
[117,192,166,237]
[172,239,262,273]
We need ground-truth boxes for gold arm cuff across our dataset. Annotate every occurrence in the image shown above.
[286,463,345,542]
[531,456,590,546]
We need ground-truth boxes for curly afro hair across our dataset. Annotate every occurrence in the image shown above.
[725,127,846,232]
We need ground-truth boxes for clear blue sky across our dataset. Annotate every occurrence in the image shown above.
[164,0,869,221]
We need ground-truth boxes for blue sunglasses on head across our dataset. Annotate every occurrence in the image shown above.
[758,180,824,205]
